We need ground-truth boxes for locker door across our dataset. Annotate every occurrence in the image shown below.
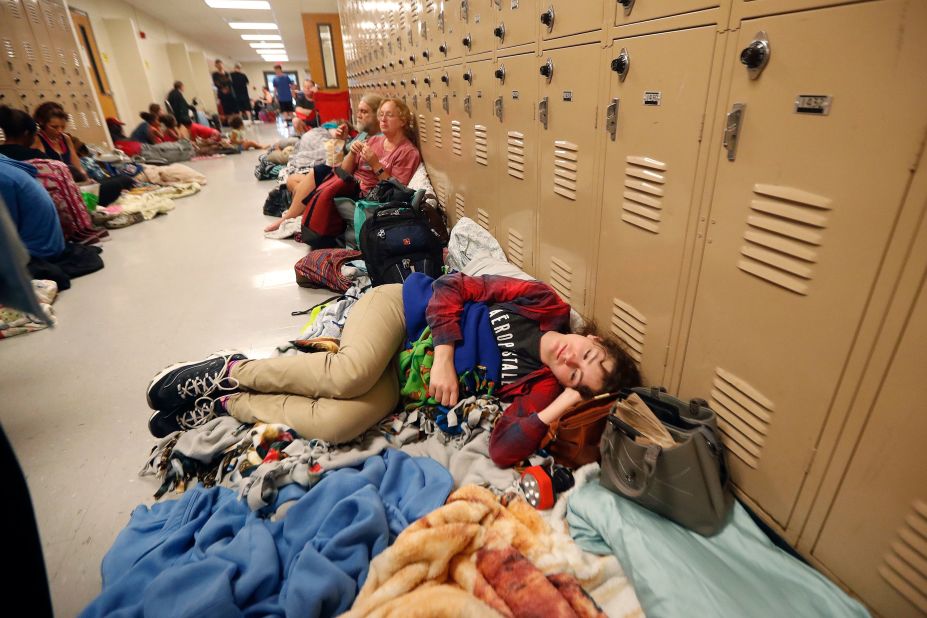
[435,0,461,61]
[441,65,470,220]
[812,273,927,618]
[539,0,603,41]
[595,26,718,386]
[449,60,497,231]
[420,0,438,65]
[23,0,55,92]
[493,0,536,50]
[4,0,40,93]
[537,43,602,313]
[459,0,494,56]
[493,52,539,274]
[614,0,719,26]
[679,0,927,525]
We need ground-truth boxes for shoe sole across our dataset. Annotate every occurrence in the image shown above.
[148,408,179,439]
[146,349,243,410]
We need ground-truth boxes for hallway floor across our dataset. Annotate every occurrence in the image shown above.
[1,123,332,616]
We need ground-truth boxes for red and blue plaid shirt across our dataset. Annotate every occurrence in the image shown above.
[426,273,570,467]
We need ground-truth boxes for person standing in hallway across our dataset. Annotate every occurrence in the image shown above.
[231,64,251,122]
[167,81,191,124]
[212,59,238,123]
[272,64,295,122]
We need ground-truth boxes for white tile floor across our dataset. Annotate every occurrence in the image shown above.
[1,123,333,616]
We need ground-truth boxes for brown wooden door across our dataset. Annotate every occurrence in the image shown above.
[69,8,117,119]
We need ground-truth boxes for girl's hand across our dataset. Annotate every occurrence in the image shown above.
[556,387,584,409]
[264,218,284,232]
[428,344,459,407]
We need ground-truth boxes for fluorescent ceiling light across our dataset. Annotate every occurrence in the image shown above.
[250,42,284,48]
[228,22,277,30]
[261,56,289,61]
[241,34,281,40]
[205,1,270,8]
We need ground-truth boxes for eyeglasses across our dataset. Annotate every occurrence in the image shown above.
[377,112,399,119]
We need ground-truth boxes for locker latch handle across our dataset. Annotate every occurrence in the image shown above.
[618,0,635,16]
[413,94,419,108]
[442,95,449,113]
[464,95,472,117]
[540,6,555,33]
[494,96,503,121]
[426,94,433,111]
[438,8,445,32]
[723,103,745,161]
[539,96,549,130]
[606,98,619,141]
[461,0,469,22]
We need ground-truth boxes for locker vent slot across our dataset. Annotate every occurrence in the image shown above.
[25,0,40,23]
[57,11,67,32]
[609,299,645,363]
[91,111,102,127]
[709,367,774,470]
[548,257,573,303]
[3,38,15,61]
[738,184,832,296]
[433,116,442,149]
[56,47,65,67]
[40,44,52,64]
[418,114,427,142]
[67,113,76,129]
[7,0,22,19]
[455,193,465,221]
[622,156,666,234]
[553,140,579,201]
[474,124,488,166]
[79,112,89,129]
[22,41,36,63]
[477,208,490,231]
[507,228,525,269]
[71,49,80,68]
[506,131,525,179]
[44,6,57,30]
[879,500,927,613]
[436,183,447,207]
[451,120,462,157]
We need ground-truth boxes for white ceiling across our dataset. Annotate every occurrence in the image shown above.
[120,0,339,63]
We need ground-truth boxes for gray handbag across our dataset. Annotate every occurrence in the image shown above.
[599,387,734,536]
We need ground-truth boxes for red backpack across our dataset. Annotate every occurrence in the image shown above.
[301,168,360,243]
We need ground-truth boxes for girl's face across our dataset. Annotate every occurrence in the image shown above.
[541,332,612,392]
[44,117,67,139]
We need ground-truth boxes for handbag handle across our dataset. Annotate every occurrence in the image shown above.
[607,439,661,498]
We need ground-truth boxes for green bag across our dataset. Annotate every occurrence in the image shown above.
[599,386,734,536]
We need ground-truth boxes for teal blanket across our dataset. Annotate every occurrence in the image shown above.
[567,479,869,618]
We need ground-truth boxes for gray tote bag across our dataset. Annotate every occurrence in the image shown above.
[599,387,734,536]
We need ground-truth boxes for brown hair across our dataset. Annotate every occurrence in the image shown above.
[573,321,643,399]
[159,114,177,129]
[378,97,417,146]
[33,101,66,127]
[228,114,243,129]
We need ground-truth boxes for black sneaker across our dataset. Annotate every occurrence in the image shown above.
[147,398,228,438]
[146,351,246,412]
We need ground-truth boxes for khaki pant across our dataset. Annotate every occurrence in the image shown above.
[227,284,405,443]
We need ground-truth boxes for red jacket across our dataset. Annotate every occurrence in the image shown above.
[426,273,570,467]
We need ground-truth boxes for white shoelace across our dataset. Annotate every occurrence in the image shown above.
[175,355,240,429]
[178,395,225,430]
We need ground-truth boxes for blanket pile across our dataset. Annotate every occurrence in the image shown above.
[343,484,609,617]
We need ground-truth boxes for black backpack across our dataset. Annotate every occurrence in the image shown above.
[263,185,291,217]
[360,199,446,286]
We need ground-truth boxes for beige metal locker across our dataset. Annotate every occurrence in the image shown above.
[594,25,719,386]
[459,0,494,56]
[492,0,537,50]
[493,52,539,274]
[536,43,602,313]
[678,0,927,526]
[614,0,719,26]
[811,267,927,617]
[539,0,603,40]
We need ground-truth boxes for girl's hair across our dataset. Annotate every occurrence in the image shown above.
[34,101,67,127]
[228,115,243,129]
[0,105,38,142]
[159,114,177,129]
[573,320,643,399]
[140,111,158,124]
[378,97,418,146]
[148,103,162,115]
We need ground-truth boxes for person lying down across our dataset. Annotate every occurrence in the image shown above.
[144,272,642,467]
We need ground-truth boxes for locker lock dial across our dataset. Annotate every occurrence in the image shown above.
[493,24,505,43]
[411,78,417,85]
[439,43,447,55]
[462,34,472,50]
[540,6,555,33]
[618,0,635,15]
[424,76,432,86]
[463,70,473,84]
[441,73,449,84]
[539,58,554,83]
[409,55,416,63]
[422,50,431,60]
[494,65,506,84]
[610,48,630,81]
[740,31,770,79]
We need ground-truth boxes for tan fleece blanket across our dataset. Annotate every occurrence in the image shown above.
[341,485,611,618]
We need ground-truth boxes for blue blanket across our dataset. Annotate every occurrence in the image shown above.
[81,450,453,617]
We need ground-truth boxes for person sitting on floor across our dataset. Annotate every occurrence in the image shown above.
[144,270,642,467]
[128,112,163,145]
[264,97,418,235]
[106,117,142,157]
[292,79,320,135]
[32,102,88,182]
[158,114,182,142]
[227,115,267,151]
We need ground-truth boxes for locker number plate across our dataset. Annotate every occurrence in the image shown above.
[563,91,573,102]
[794,95,831,115]
[643,91,661,106]
[512,90,520,100]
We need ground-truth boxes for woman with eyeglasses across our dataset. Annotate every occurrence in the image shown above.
[264,97,420,235]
